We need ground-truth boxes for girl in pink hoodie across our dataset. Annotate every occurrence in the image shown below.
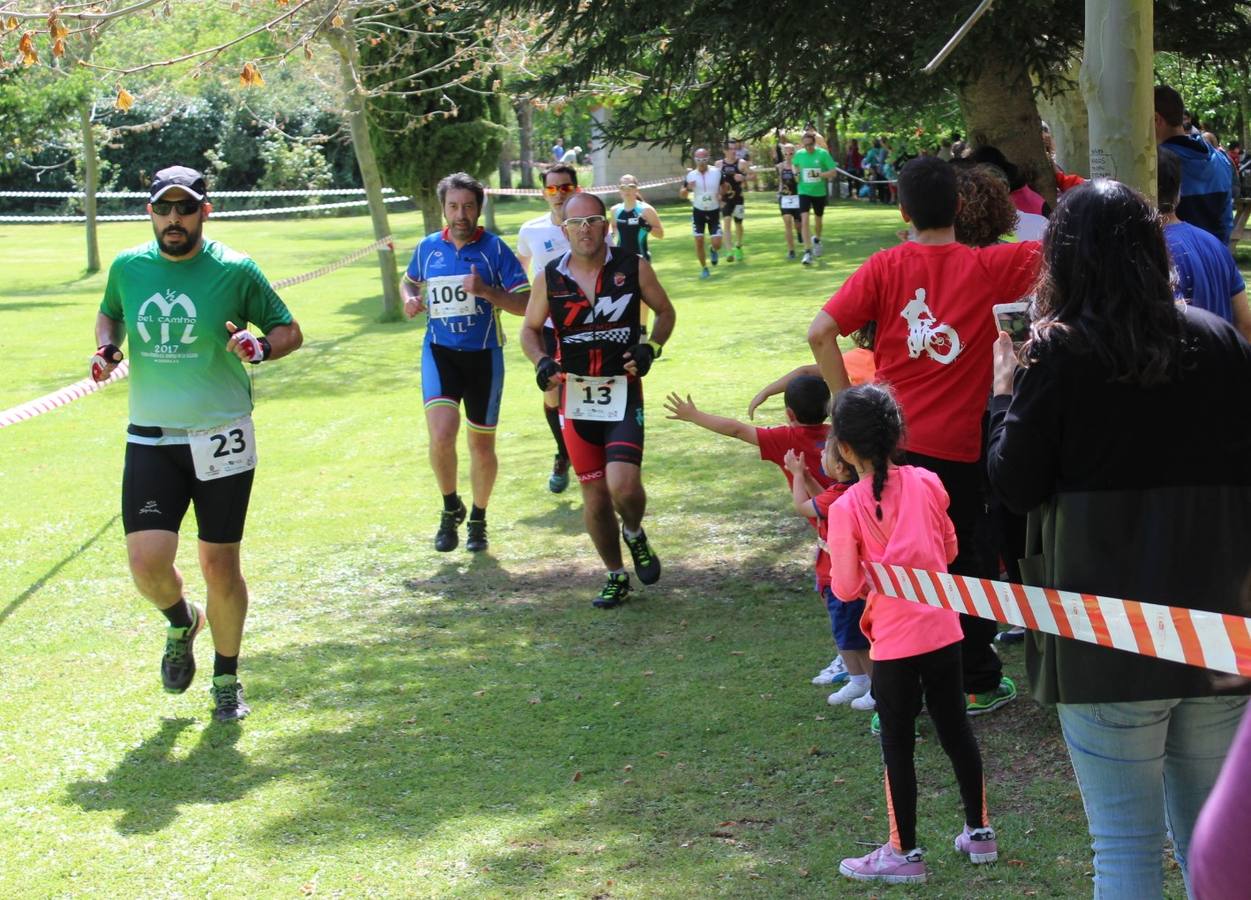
[826,384,997,885]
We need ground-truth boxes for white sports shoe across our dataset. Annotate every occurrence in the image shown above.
[827,680,871,706]
[851,692,877,711]
[812,239,824,258]
[812,656,849,685]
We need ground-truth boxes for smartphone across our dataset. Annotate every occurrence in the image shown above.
[992,301,1031,345]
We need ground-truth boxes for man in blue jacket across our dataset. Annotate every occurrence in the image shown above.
[1156,84,1235,245]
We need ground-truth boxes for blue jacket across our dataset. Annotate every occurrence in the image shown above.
[1161,134,1235,244]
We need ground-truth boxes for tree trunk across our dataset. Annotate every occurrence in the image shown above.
[1037,64,1091,178]
[498,127,513,190]
[419,189,441,236]
[1081,0,1154,198]
[327,23,401,321]
[516,100,534,188]
[957,47,1056,205]
[79,100,101,273]
[484,190,498,233]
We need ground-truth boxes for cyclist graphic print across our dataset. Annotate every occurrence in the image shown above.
[901,288,961,364]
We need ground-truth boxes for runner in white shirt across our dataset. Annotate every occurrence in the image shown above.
[516,163,579,494]
[678,149,724,279]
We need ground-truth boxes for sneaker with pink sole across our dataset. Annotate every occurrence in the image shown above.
[954,825,999,864]
[839,843,928,884]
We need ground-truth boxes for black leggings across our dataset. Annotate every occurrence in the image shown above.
[875,641,988,852]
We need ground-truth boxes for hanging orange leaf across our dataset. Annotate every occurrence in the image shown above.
[115,87,134,111]
[239,62,264,87]
[368,37,380,45]
[5,17,18,31]
[302,43,313,59]
[52,38,65,57]
[18,32,37,66]
[276,0,290,5]
[331,13,344,27]
[49,20,69,41]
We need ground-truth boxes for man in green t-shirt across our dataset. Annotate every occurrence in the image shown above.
[92,166,303,723]
[792,125,839,266]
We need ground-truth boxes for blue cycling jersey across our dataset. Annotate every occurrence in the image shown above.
[406,227,528,350]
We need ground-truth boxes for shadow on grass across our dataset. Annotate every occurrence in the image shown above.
[1,515,120,628]
[66,717,278,835]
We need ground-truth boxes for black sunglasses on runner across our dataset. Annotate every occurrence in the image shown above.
[151,198,203,216]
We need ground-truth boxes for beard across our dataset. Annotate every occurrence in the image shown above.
[154,219,202,257]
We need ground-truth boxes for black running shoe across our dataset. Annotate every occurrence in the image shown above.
[210,675,250,722]
[622,526,662,585]
[593,572,631,609]
[466,519,488,553]
[161,603,206,694]
[435,501,466,552]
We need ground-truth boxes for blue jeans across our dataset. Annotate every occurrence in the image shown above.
[1058,696,1247,900]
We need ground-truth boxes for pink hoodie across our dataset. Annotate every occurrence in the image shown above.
[827,465,962,661]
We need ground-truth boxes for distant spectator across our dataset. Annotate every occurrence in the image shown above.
[968,144,1049,239]
[559,145,582,165]
[1156,84,1235,244]
[551,137,565,163]
[953,164,1018,248]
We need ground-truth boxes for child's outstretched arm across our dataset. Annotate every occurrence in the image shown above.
[783,449,819,517]
[746,364,820,419]
[664,392,758,444]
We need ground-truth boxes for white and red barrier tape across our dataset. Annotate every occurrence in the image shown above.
[0,237,395,429]
[0,197,412,224]
[863,562,1251,678]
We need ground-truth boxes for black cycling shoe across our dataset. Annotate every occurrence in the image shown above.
[435,501,466,552]
[466,519,488,553]
[622,526,662,585]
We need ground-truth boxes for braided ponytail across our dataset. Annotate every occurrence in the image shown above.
[831,383,904,521]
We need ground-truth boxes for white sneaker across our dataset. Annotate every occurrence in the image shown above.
[812,656,849,685]
[802,251,813,266]
[812,239,823,258]
[851,692,877,711]
[828,680,871,705]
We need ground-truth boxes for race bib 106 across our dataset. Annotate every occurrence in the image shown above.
[425,275,477,319]
[565,375,627,422]
[188,415,257,482]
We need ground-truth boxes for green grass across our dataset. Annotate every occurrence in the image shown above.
[0,197,1189,898]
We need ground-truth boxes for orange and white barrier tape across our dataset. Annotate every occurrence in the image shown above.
[863,562,1251,678]
[0,237,394,429]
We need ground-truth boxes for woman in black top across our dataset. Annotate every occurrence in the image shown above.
[987,179,1251,899]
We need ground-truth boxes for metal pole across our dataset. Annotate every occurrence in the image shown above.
[923,0,996,75]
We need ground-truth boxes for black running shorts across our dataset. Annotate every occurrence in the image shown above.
[122,438,254,543]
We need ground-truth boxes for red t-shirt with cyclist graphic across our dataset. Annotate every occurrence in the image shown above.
[823,240,1040,462]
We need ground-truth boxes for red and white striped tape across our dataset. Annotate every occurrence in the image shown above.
[863,562,1251,678]
[0,237,394,429]
[487,177,682,198]
[0,362,131,428]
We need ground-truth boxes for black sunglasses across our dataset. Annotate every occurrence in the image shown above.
[151,198,203,216]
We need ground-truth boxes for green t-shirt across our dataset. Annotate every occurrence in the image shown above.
[792,148,837,196]
[99,239,293,429]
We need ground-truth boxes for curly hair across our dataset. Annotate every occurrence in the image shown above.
[954,164,1018,247]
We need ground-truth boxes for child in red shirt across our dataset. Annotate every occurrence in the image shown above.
[663,376,849,687]
[782,439,872,710]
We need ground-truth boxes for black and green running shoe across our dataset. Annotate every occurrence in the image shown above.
[210,674,251,723]
[161,603,206,694]
[434,500,466,552]
[592,572,632,609]
[622,526,661,585]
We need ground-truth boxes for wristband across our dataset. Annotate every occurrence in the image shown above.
[258,336,273,362]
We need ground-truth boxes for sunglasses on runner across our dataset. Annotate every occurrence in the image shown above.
[151,198,203,216]
[564,215,607,230]
[544,183,577,195]
[619,182,638,190]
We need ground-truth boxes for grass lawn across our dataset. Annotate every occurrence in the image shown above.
[0,195,1193,898]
